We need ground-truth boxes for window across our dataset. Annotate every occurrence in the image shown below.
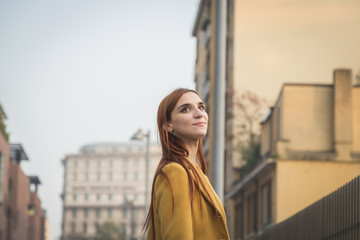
[71,222,75,233]
[84,208,88,218]
[109,159,113,167]
[247,193,256,234]
[85,194,89,201]
[85,172,89,181]
[74,160,77,168]
[134,172,138,181]
[123,172,127,181]
[73,173,77,181]
[28,204,36,216]
[132,208,138,219]
[123,208,127,218]
[86,160,89,167]
[73,194,77,201]
[108,208,112,218]
[97,194,101,201]
[134,158,139,167]
[235,202,244,239]
[97,172,101,181]
[108,194,112,201]
[123,158,129,167]
[72,209,77,218]
[96,208,101,218]
[98,160,101,167]
[109,172,112,181]
[123,194,127,203]
[83,222,87,234]
[261,181,272,227]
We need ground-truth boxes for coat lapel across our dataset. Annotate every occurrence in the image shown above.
[193,165,225,220]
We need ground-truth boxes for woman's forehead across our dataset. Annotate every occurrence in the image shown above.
[176,92,202,106]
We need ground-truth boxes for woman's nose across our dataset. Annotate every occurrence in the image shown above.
[194,108,206,118]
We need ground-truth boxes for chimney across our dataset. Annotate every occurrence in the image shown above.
[333,68,353,161]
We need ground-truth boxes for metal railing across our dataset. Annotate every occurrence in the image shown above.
[257,176,360,240]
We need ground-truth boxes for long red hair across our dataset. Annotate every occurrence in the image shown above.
[143,88,217,238]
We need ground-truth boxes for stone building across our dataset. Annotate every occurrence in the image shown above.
[61,141,161,240]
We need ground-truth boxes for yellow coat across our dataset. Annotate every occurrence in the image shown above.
[146,162,230,240]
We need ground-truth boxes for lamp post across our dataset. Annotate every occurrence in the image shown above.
[131,129,151,222]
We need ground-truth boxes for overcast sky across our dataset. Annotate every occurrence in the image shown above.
[0,1,198,239]
[1,0,360,239]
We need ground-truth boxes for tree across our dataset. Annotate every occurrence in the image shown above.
[230,89,271,173]
[0,104,9,141]
[96,222,126,240]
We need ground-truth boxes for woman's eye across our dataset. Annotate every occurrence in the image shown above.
[181,107,190,112]
[199,105,205,110]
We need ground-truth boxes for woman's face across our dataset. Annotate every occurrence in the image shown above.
[168,92,208,144]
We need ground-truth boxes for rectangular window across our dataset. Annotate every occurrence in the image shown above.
[97,172,101,181]
[84,208,88,218]
[123,208,127,218]
[98,160,101,167]
[74,160,77,168]
[86,160,89,167]
[261,181,272,227]
[83,222,87,234]
[109,160,113,167]
[235,202,244,239]
[85,194,89,201]
[72,209,77,218]
[134,172,138,181]
[73,194,77,201]
[85,172,89,181]
[123,158,129,167]
[97,194,101,201]
[108,208,112,218]
[96,208,101,218]
[108,194,112,201]
[132,208,138,219]
[109,172,112,181]
[247,193,256,234]
[123,172,127,181]
[73,172,77,181]
[71,222,75,233]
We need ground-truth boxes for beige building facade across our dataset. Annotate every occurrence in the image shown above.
[61,141,161,240]
[225,69,360,240]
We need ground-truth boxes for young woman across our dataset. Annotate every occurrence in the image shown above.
[144,88,230,240]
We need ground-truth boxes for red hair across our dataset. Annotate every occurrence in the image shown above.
[143,88,217,237]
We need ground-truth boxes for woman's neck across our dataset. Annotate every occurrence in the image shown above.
[185,140,198,165]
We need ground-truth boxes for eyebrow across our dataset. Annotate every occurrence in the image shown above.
[176,102,205,111]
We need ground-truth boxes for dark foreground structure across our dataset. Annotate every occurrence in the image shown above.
[257,176,359,240]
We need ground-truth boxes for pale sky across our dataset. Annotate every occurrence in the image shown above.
[1,1,360,240]
[0,1,198,239]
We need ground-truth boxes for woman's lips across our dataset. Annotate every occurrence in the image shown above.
[193,122,206,126]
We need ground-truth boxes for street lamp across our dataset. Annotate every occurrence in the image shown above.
[131,129,151,223]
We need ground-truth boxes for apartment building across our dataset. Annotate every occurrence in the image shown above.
[0,107,48,240]
[61,141,161,240]
[225,69,360,240]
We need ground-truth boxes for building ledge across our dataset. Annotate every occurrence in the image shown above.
[225,159,275,199]
[286,149,337,161]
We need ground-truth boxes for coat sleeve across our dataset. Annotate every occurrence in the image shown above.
[153,163,194,240]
